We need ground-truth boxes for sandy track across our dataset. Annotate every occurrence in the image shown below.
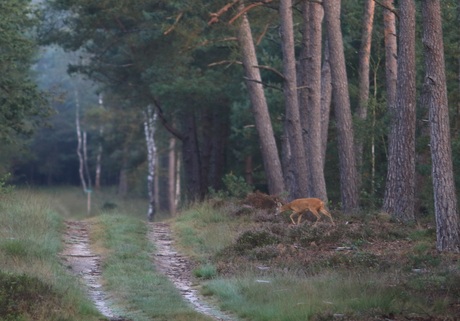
[61,221,128,321]
[149,222,236,321]
[61,220,235,321]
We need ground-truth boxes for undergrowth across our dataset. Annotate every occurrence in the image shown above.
[0,190,102,321]
[172,195,460,320]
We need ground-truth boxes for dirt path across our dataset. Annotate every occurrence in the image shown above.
[61,221,127,321]
[61,220,235,321]
[148,222,236,321]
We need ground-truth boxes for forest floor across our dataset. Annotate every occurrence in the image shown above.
[60,191,460,320]
[61,220,233,321]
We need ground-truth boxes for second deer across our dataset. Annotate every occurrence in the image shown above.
[276,198,335,226]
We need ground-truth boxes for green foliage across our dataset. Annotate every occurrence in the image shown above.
[0,173,14,195]
[0,0,49,141]
[193,264,217,280]
[222,173,254,198]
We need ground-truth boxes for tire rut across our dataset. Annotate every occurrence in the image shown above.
[61,220,236,321]
[149,222,236,321]
[61,221,128,321]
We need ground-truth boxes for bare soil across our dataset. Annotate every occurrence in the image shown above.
[149,222,236,321]
[61,221,129,321]
[61,220,235,321]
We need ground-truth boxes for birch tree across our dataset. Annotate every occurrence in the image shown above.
[144,105,157,221]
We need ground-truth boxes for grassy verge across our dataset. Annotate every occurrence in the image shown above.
[89,213,214,321]
[0,190,102,321]
[172,196,460,320]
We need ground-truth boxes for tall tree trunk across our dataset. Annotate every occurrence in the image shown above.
[421,0,460,252]
[279,0,309,199]
[323,0,359,212]
[237,5,285,196]
[144,105,157,221]
[94,93,104,190]
[181,109,203,200]
[383,0,417,222]
[356,0,375,182]
[168,137,177,215]
[320,38,332,168]
[383,0,397,112]
[299,0,327,200]
[209,105,229,191]
[75,87,87,193]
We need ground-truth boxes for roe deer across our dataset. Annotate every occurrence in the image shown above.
[276,198,335,226]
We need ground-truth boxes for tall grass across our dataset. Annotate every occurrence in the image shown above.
[204,272,408,321]
[0,190,102,321]
[90,213,214,321]
[173,201,249,261]
[172,199,459,320]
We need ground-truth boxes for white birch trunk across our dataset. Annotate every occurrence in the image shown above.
[75,88,87,193]
[144,105,157,221]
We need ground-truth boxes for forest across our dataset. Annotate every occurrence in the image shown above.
[1,0,460,252]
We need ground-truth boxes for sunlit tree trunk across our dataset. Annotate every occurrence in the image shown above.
[237,4,285,196]
[323,0,359,212]
[144,105,157,221]
[421,0,460,252]
[383,0,397,112]
[280,0,309,198]
[299,0,327,201]
[356,0,375,182]
[383,0,416,222]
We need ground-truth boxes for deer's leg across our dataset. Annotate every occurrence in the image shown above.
[320,209,335,225]
[310,209,321,225]
[289,212,297,225]
[297,213,303,225]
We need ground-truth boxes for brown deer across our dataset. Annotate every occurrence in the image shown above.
[276,198,335,226]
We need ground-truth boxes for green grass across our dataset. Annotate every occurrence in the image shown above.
[204,272,411,321]
[0,190,102,321]
[172,198,460,320]
[90,213,214,321]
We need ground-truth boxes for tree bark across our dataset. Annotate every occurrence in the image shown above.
[75,87,87,193]
[168,136,177,215]
[356,0,375,181]
[279,0,309,199]
[237,5,286,196]
[95,93,104,190]
[421,0,460,252]
[299,0,327,201]
[320,38,332,168]
[383,0,417,222]
[323,0,359,212]
[181,109,203,200]
[383,0,397,112]
[144,105,157,221]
